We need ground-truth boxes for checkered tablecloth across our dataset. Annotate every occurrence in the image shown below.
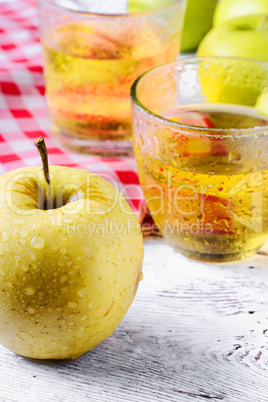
[0,0,142,212]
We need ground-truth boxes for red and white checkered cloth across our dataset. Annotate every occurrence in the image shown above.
[0,0,142,212]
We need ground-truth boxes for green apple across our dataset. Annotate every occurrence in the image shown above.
[198,57,268,106]
[181,0,217,52]
[255,89,268,117]
[0,138,143,360]
[128,0,174,13]
[197,14,268,62]
[213,0,268,26]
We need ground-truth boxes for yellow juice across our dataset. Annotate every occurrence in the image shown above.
[43,21,180,141]
[137,104,268,261]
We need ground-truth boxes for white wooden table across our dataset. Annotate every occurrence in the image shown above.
[1,236,268,402]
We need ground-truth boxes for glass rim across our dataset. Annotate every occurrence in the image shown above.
[130,56,268,138]
[38,0,184,18]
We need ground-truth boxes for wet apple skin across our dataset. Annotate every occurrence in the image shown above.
[0,166,144,359]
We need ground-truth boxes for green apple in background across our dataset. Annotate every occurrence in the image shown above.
[181,0,217,52]
[213,0,268,26]
[0,138,144,360]
[255,89,268,117]
[197,57,267,106]
[197,14,268,62]
[128,0,173,12]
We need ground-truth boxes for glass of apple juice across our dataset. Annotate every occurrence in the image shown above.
[37,0,186,155]
[131,57,268,262]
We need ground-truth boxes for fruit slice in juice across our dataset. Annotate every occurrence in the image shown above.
[162,104,268,158]
[163,108,227,158]
[169,186,236,236]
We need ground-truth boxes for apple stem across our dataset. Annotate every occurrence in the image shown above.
[34,136,51,208]
[258,15,268,31]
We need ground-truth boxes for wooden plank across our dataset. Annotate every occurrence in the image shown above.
[0,237,268,401]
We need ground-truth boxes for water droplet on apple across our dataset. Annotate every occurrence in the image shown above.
[32,221,42,231]
[76,256,81,262]
[115,251,122,260]
[79,327,85,332]
[60,275,68,284]
[105,239,112,248]
[30,235,46,249]
[26,306,35,315]
[23,286,36,296]
[2,231,10,242]
[14,219,27,225]
[80,245,90,254]
[60,248,66,256]
[88,301,93,308]
[14,256,21,267]
[121,299,127,307]
[68,301,77,308]
[59,319,66,325]
[77,288,87,298]
[20,230,29,238]
[0,268,4,276]
[81,314,87,321]
[29,252,37,261]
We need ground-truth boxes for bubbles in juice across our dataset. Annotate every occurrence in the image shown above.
[138,103,268,261]
[43,21,180,141]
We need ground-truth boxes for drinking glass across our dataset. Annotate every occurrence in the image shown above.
[131,57,268,262]
[37,0,186,155]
